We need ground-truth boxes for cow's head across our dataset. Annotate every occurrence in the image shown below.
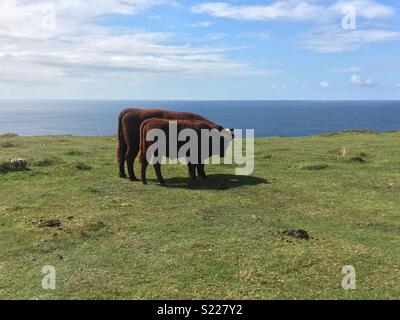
[199,126,234,160]
[218,128,234,157]
[221,128,234,140]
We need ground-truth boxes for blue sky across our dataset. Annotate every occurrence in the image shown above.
[0,0,399,100]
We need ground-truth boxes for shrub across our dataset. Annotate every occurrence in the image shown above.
[331,147,367,163]
[324,130,378,137]
[301,164,329,171]
[34,156,64,167]
[72,161,91,171]
[340,129,377,134]
[346,156,366,163]
[0,162,10,173]
[0,133,18,138]
[64,150,84,156]
[1,142,15,148]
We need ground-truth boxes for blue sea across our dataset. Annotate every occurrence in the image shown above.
[0,100,399,138]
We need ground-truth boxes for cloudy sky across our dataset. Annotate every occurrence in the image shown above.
[0,0,399,99]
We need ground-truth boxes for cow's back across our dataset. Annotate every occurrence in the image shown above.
[119,108,219,149]
[120,108,214,128]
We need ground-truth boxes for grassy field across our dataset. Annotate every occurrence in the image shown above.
[0,131,399,300]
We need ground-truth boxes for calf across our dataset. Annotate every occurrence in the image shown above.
[139,119,233,185]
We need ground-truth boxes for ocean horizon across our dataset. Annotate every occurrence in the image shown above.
[1,100,399,138]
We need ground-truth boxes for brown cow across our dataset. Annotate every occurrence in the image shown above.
[139,118,232,185]
[117,108,219,181]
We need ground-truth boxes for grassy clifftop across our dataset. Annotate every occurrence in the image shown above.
[0,132,399,299]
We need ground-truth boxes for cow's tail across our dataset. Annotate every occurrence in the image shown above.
[138,121,147,164]
[116,111,127,165]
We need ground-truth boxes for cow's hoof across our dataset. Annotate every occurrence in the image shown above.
[142,181,148,185]
[159,181,167,186]
[119,173,127,178]
[129,176,138,182]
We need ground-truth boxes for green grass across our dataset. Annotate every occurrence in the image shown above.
[0,132,399,299]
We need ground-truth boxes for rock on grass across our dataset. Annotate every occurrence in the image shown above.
[283,229,310,240]
[38,219,61,228]
[10,158,28,171]
[0,158,28,173]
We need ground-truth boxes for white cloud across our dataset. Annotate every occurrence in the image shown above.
[320,81,330,88]
[148,15,162,20]
[192,1,323,21]
[192,0,395,21]
[0,0,261,88]
[0,1,57,39]
[329,0,395,19]
[272,84,287,89]
[331,67,364,73]
[350,74,378,87]
[0,0,175,39]
[188,21,213,28]
[193,1,399,54]
[0,30,253,81]
[299,27,400,53]
[237,32,270,42]
[208,33,227,41]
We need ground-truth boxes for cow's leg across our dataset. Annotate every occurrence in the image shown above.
[117,142,127,178]
[118,151,127,178]
[140,157,148,185]
[153,163,166,185]
[126,143,139,181]
[124,125,139,181]
[188,163,196,180]
[197,164,207,179]
[119,162,127,178]
[117,133,127,178]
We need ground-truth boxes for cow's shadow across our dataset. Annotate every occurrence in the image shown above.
[160,174,269,190]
